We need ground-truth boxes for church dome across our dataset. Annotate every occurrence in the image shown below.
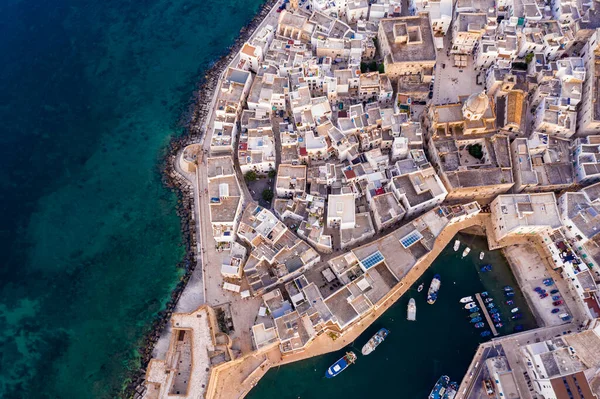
[462,91,489,121]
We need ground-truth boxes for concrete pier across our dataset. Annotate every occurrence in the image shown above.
[475,293,499,337]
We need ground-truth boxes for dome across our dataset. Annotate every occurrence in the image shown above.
[462,91,489,121]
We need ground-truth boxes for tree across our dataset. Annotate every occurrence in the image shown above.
[368,61,377,72]
[468,144,484,160]
[268,169,277,179]
[378,63,385,74]
[244,170,257,182]
[360,62,368,73]
[262,189,274,203]
[524,52,534,64]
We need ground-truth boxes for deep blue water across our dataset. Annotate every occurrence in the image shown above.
[0,0,263,397]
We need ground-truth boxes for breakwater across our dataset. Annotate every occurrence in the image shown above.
[124,0,279,397]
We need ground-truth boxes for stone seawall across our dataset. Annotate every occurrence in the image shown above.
[122,0,279,397]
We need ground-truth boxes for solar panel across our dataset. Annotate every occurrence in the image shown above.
[400,230,423,249]
[360,251,384,270]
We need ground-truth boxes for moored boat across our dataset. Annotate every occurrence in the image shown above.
[504,285,513,292]
[445,381,458,399]
[481,291,489,297]
[485,298,493,303]
[479,251,485,260]
[480,264,492,272]
[469,307,480,313]
[462,247,471,258]
[465,302,477,310]
[495,322,503,328]
[407,298,416,321]
[506,300,514,305]
[511,307,520,313]
[505,291,515,297]
[470,317,482,323]
[418,283,424,292]
[486,303,495,309]
[459,296,473,303]
[325,351,357,378]
[427,275,441,304]
[469,312,480,318]
[511,313,522,320]
[428,375,450,399]
[481,330,491,337]
[474,322,484,328]
[361,328,390,355]
[454,240,460,251]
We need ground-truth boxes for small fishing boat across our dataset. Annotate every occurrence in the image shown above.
[490,308,499,314]
[470,317,482,323]
[469,307,480,313]
[362,328,390,355]
[474,322,485,328]
[492,313,501,319]
[446,381,458,399]
[495,322,503,328]
[506,300,514,306]
[505,291,515,297]
[480,264,492,272]
[462,247,471,258]
[511,313,522,320]
[427,275,442,305]
[469,312,480,318]
[459,296,474,303]
[325,351,357,378]
[480,251,485,260]
[504,286,513,292]
[486,303,495,309]
[454,240,460,251]
[481,330,491,337]
[407,298,416,321]
[481,291,489,297]
[417,283,424,292]
[514,325,524,332]
[485,298,494,303]
[511,307,520,313]
[465,302,478,310]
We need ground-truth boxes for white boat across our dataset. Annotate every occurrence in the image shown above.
[417,283,424,292]
[511,307,520,313]
[454,240,460,251]
[407,298,416,321]
[459,296,474,303]
[480,251,485,260]
[462,247,471,258]
[465,302,477,310]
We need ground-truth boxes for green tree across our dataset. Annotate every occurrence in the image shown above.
[378,63,385,74]
[368,61,377,72]
[244,170,257,182]
[268,169,277,178]
[360,62,368,73]
[524,53,534,64]
[262,189,274,203]
[468,144,484,159]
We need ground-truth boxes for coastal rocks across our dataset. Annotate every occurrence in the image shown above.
[123,0,280,397]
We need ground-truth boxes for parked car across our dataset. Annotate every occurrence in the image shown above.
[539,293,549,299]
[428,91,433,99]
[553,300,564,306]
[550,289,559,294]
[534,287,542,292]
[551,309,560,314]
[552,295,561,301]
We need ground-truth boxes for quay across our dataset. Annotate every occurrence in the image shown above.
[475,293,498,337]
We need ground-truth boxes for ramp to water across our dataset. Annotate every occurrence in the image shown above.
[475,293,499,337]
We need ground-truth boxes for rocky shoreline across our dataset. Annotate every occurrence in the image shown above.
[122,0,279,398]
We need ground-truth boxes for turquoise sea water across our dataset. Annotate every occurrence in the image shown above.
[0,0,263,397]
[248,233,538,398]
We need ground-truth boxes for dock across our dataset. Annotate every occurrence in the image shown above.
[475,293,499,336]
